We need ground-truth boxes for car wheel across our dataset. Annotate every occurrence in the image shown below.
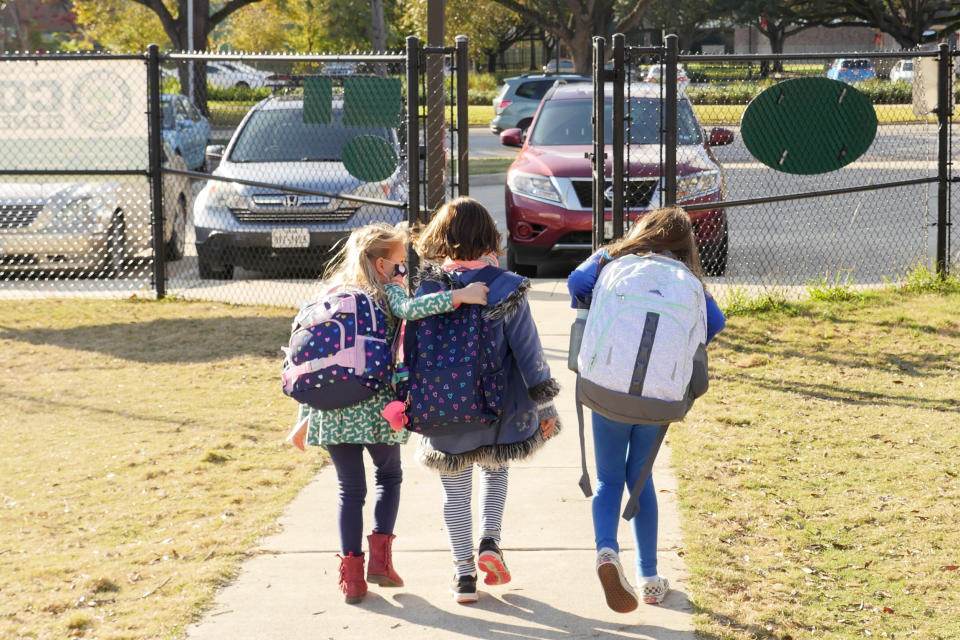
[165,195,187,261]
[699,222,728,277]
[97,214,126,278]
[235,81,250,89]
[506,242,537,278]
[517,118,532,136]
[197,250,234,280]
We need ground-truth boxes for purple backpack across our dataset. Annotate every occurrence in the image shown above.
[403,266,506,433]
[281,289,392,410]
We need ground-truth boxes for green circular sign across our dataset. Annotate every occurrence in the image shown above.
[740,77,877,175]
[341,135,398,183]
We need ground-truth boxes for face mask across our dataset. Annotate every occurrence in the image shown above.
[383,259,407,278]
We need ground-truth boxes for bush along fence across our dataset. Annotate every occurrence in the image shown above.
[595,35,955,287]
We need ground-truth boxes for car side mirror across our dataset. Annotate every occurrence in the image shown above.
[707,127,734,146]
[500,128,524,148]
[205,144,225,171]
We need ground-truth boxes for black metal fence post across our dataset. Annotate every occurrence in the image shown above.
[147,43,166,299]
[664,34,678,207]
[592,36,606,251]
[456,35,469,197]
[611,33,625,240]
[406,36,422,282]
[936,42,951,278]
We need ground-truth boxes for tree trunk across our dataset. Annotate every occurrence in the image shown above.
[370,0,386,52]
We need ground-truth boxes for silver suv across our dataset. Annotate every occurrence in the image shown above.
[193,94,405,279]
[490,73,589,134]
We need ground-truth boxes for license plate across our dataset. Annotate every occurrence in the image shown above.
[271,228,309,248]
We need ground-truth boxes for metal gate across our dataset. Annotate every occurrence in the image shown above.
[595,35,954,285]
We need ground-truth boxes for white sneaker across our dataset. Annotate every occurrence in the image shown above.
[639,575,670,604]
[595,548,638,613]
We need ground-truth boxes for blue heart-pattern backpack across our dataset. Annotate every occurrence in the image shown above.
[403,266,506,433]
[281,289,392,410]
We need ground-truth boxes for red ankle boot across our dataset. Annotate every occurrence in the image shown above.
[338,552,367,604]
[366,532,404,587]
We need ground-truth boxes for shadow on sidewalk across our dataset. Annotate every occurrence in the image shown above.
[358,591,690,639]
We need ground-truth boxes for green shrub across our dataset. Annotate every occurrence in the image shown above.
[207,85,271,102]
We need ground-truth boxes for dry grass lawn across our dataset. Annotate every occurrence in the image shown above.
[672,287,960,639]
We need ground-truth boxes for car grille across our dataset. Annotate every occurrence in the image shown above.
[0,204,43,229]
[231,194,359,223]
[571,179,657,209]
[556,231,592,245]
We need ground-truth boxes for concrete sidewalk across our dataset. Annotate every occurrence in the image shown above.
[185,280,697,640]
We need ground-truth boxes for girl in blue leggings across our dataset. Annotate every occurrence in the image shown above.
[567,207,726,612]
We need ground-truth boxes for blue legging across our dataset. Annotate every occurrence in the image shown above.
[592,412,660,578]
[326,443,402,556]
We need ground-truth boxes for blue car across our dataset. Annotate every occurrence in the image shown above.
[161,94,211,171]
[826,58,876,83]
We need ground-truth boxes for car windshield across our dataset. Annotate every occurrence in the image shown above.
[528,97,701,146]
[229,108,394,162]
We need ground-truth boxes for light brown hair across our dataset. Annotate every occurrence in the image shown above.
[322,222,407,303]
[413,197,502,262]
[604,206,704,280]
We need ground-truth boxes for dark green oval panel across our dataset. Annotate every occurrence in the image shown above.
[341,135,398,183]
[740,77,877,175]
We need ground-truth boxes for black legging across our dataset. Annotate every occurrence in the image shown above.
[326,443,403,555]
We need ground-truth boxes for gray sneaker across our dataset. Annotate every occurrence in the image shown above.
[595,548,638,613]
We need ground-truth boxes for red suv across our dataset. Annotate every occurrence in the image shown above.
[500,82,733,276]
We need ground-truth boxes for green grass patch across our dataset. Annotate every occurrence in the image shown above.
[672,287,960,640]
[0,299,320,639]
[465,157,514,175]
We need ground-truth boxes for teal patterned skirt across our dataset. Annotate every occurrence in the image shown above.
[304,384,410,447]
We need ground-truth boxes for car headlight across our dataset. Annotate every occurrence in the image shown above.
[208,181,247,209]
[52,196,102,228]
[350,181,393,200]
[676,171,721,200]
[507,171,561,203]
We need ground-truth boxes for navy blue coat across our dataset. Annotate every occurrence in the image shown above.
[412,263,560,473]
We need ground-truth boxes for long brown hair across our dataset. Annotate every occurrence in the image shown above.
[414,197,502,262]
[322,222,406,303]
[604,207,704,280]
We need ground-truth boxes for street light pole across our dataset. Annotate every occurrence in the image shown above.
[187,0,195,104]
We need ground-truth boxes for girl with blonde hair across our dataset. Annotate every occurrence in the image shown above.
[289,221,489,604]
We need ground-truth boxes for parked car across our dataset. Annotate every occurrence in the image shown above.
[193,94,405,279]
[542,59,576,73]
[499,82,734,276]
[322,61,360,76]
[889,59,914,83]
[490,73,590,134]
[826,58,876,83]
[644,63,690,87]
[161,93,211,171]
[0,143,192,276]
[206,61,267,89]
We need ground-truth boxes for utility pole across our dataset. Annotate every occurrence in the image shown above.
[425,0,446,215]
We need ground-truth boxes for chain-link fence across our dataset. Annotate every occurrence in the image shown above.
[0,39,466,305]
[593,35,956,288]
[0,54,167,297]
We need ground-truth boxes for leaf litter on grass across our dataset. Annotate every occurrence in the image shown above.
[672,289,960,640]
[0,299,321,640]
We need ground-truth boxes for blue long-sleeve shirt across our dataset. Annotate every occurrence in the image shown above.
[567,250,726,344]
